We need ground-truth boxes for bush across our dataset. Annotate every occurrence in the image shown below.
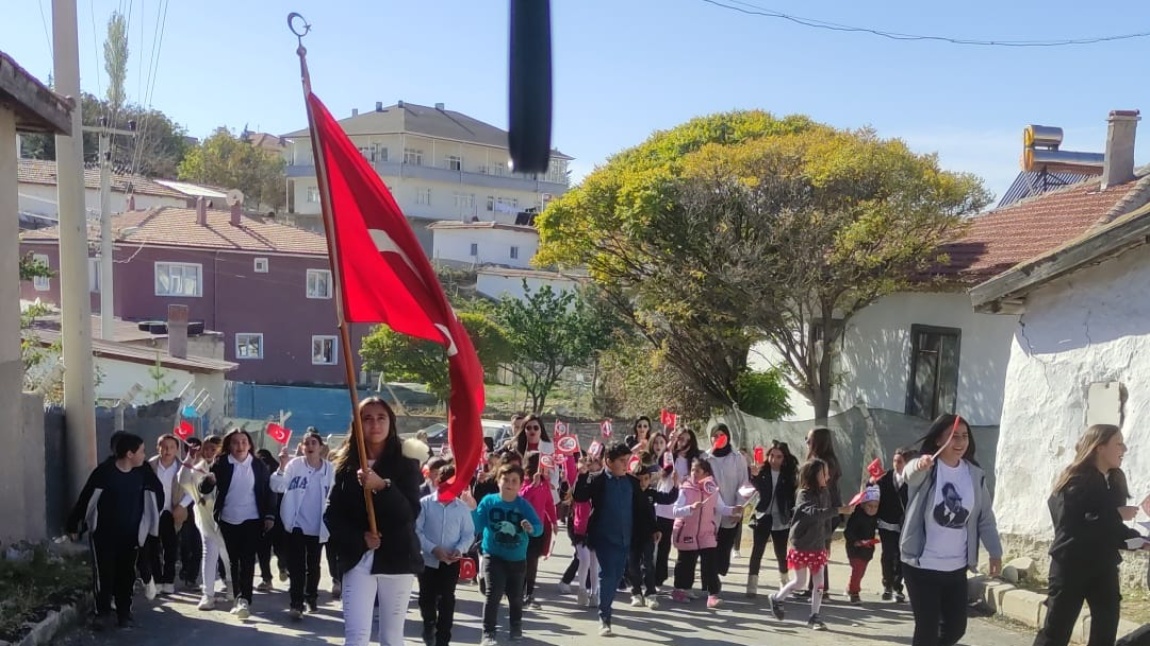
[0,545,91,643]
[734,368,792,420]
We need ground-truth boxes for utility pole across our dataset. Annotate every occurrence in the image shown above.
[82,119,135,341]
[52,0,97,500]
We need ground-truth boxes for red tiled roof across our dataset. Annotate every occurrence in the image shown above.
[17,158,187,199]
[938,175,1150,283]
[21,206,328,256]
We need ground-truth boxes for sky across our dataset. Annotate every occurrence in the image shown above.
[5,0,1150,201]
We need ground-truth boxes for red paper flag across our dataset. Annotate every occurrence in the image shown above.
[753,446,765,465]
[555,435,580,455]
[660,409,677,429]
[307,93,485,500]
[267,423,292,446]
[588,440,603,458]
[600,420,613,438]
[627,454,641,471]
[553,419,568,436]
[867,458,885,480]
[849,490,866,506]
[174,420,195,441]
[712,433,729,451]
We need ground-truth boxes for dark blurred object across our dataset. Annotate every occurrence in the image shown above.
[508,0,552,174]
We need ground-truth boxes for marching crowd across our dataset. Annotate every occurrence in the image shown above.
[65,398,1149,646]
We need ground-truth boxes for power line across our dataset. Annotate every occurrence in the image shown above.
[37,0,53,61]
[700,0,1150,47]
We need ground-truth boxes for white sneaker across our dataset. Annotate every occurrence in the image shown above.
[197,596,215,611]
[558,582,572,594]
[577,588,589,607]
[630,594,644,607]
[645,596,659,609]
[589,592,599,608]
[234,599,250,619]
[598,621,613,636]
[160,583,176,595]
[144,580,157,601]
[732,550,742,559]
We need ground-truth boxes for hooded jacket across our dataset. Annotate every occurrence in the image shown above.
[67,458,163,547]
[672,475,735,551]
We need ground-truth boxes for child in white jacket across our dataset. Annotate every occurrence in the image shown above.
[270,430,335,619]
[416,465,477,646]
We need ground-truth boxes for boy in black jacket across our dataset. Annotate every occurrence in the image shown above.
[67,433,163,630]
[876,447,914,602]
[629,462,678,609]
[844,485,881,605]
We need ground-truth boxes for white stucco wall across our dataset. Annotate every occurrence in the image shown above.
[432,227,539,268]
[995,247,1150,541]
[476,272,579,302]
[748,291,1018,424]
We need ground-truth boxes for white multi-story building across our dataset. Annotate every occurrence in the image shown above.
[281,101,571,255]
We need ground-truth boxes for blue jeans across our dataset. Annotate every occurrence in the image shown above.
[595,543,629,624]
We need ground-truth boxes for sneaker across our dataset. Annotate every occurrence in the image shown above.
[234,599,250,619]
[577,588,589,607]
[822,591,833,602]
[305,600,318,613]
[745,574,758,598]
[881,588,893,601]
[144,580,157,601]
[598,621,613,637]
[732,550,742,559]
[645,596,660,609]
[479,578,487,595]
[589,593,599,608]
[849,593,862,605]
[630,594,644,607]
[197,596,215,611]
[331,580,342,600]
[278,567,289,582]
[671,589,689,603]
[510,625,523,641]
[558,582,572,594]
[160,582,176,595]
[706,595,720,609]
[792,589,812,600]
[481,632,498,646]
[769,595,785,621]
[528,598,542,610]
[808,614,827,631]
[288,607,303,621]
[896,591,907,603]
[256,580,273,593]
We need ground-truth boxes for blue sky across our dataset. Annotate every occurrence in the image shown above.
[5,0,1150,200]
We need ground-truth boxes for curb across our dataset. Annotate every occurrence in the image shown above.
[968,575,1142,644]
[15,595,91,646]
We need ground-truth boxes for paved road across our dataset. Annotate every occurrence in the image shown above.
[61,540,1034,645]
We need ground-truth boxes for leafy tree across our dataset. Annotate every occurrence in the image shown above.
[360,311,513,402]
[494,283,617,414]
[103,11,128,117]
[537,111,990,420]
[178,127,286,211]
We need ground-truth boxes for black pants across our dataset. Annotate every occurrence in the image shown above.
[325,541,340,584]
[179,512,202,585]
[715,525,740,577]
[285,529,322,609]
[419,561,461,646]
[1034,558,1121,646]
[145,511,179,585]
[561,553,579,585]
[629,541,656,596]
[748,521,789,576]
[879,529,904,593]
[258,522,286,583]
[654,517,674,585]
[482,556,526,634]
[220,519,262,603]
[91,535,138,621]
[523,535,545,601]
[673,548,720,595]
[903,563,968,646]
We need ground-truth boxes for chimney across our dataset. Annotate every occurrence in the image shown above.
[435,102,445,111]
[195,196,207,226]
[351,108,359,117]
[167,304,189,360]
[397,100,404,109]
[1102,110,1140,189]
[230,201,242,226]
[375,101,383,112]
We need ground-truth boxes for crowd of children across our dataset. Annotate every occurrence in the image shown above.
[67,412,968,645]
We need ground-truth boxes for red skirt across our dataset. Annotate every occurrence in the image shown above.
[787,548,829,574]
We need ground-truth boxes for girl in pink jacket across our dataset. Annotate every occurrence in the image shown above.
[671,458,741,609]
[520,452,558,610]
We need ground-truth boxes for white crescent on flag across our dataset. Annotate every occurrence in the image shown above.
[368,228,423,279]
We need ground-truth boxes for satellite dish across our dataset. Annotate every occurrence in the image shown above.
[226,189,245,207]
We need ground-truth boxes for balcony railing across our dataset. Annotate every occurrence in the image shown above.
[286,159,569,193]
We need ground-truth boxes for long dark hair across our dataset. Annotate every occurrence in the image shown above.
[770,440,799,482]
[674,428,702,462]
[806,427,841,482]
[333,397,401,474]
[631,416,652,442]
[1053,424,1128,497]
[221,428,255,458]
[919,414,979,467]
[514,414,551,455]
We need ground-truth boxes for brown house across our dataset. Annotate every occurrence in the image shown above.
[20,201,369,385]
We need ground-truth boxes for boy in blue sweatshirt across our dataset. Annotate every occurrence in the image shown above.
[473,463,543,645]
[417,465,477,646]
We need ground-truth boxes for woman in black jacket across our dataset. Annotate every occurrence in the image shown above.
[746,441,797,597]
[324,397,426,646]
[201,428,276,619]
[1034,424,1145,646]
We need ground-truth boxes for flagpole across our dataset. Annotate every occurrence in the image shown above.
[290,13,377,535]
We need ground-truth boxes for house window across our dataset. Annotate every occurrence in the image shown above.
[510,246,519,260]
[254,257,269,273]
[490,162,506,176]
[306,269,333,299]
[469,243,478,257]
[416,187,432,206]
[312,335,338,365]
[154,262,202,297]
[446,155,462,171]
[358,146,374,161]
[486,196,495,212]
[88,257,100,293]
[235,333,264,360]
[905,324,961,420]
[404,148,423,165]
[454,193,474,211]
[306,186,320,203]
[32,254,50,291]
[376,146,389,162]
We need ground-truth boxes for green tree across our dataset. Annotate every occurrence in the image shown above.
[103,11,128,117]
[537,111,991,420]
[360,311,513,402]
[495,283,617,414]
[179,127,286,211]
